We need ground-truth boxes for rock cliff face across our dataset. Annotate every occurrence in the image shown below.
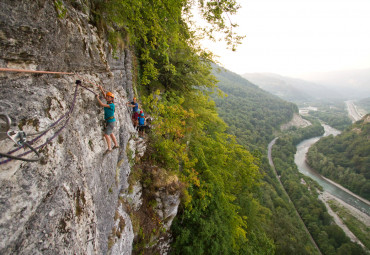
[0,1,180,254]
[280,113,311,131]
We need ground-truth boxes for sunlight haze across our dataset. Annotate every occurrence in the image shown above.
[206,0,370,78]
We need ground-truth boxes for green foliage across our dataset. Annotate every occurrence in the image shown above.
[92,1,272,252]
[212,66,325,254]
[54,0,67,19]
[289,121,324,145]
[94,0,243,87]
[212,66,298,150]
[196,0,245,51]
[307,115,370,200]
[309,110,351,131]
[141,87,271,254]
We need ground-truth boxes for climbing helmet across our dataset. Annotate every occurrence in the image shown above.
[106,92,114,98]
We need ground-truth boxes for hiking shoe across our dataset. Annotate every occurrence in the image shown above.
[113,145,120,150]
[103,149,112,155]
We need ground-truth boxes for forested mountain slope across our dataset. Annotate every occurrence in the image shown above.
[307,115,370,200]
[212,67,323,254]
[213,67,298,150]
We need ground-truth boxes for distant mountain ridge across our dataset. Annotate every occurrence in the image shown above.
[241,72,341,104]
[242,69,370,103]
[298,68,370,95]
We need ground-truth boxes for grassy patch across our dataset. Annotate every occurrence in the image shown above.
[115,158,125,185]
[75,188,85,217]
[126,143,135,167]
[54,0,67,19]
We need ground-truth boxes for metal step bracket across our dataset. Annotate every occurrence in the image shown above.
[7,130,27,147]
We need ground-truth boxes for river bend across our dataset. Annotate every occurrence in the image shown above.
[294,124,370,216]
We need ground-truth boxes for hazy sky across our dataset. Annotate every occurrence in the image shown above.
[204,0,370,77]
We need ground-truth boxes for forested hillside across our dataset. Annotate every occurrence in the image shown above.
[307,115,370,200]
[213,67,298,150]
[212,67,323,254]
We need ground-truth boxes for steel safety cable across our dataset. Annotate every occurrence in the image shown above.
[75,73,102,90]
[2,94,73,157]
[25,84,97,137]
[1,79,97,153]
[0,84,79,165]
[0,68,104,164]
[0,141,40,162]
[0,67,103,95]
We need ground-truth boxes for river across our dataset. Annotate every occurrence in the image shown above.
[294,124,370,216]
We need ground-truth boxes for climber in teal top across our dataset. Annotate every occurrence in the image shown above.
[96,85,119,155]
[104,101,115,123]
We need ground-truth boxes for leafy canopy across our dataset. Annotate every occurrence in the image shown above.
[95,0,244,86]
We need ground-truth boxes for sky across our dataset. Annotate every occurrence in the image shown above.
[203,0,370,77]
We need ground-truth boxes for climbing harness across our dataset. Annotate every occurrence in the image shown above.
[0,68,104,165]
[105,116,115,121]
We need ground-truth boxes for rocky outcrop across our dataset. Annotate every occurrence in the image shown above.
[0,1,180,254]
[280,113,311,131]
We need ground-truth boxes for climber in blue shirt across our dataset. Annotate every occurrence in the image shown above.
[138,111,146,138]
[96,85,119,155]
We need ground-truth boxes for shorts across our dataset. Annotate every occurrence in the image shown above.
[104,121,116,135]
[138,125,145,132]
[132,112,139,120]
